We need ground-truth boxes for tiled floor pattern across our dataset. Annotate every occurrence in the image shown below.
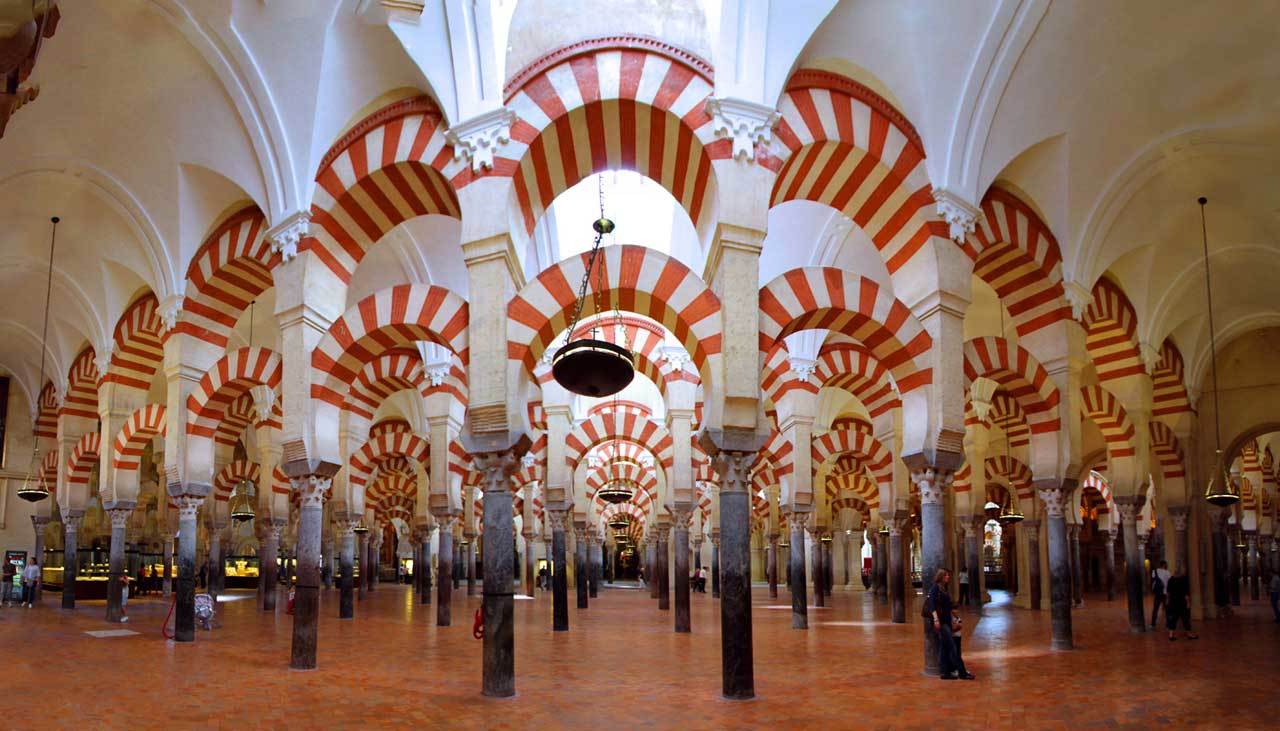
[3,582,1276,729]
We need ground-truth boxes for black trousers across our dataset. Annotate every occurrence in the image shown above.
[1150,593,1166,627]
[959,583,970,604]
[937,623,965,676]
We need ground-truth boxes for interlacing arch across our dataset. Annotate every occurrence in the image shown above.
[963,187,1069,336]
[585,459,658,511]
[1151,338,1192,417]
[213,459,260,502]
[989,393,1031,449]
[758,267,932,393]
[177,205,275,348]
[1079,385,1137,459]
[105,292,165,390]
[186,348,283,439]
[65,431,101,488]
[564,411,674,471]
[1080,471,1114,518]
[962,337,1061,435]
[62,346,99,420]
[503,36,725,235]
[111,404,166,472]
[346,350,427,420]
[508,245,720,380]
[369,419,412,440]
[38,450,58,493]
[1148,421,1186,480]
[34,381,58,439]
[810,428,893,492]
[825,471,880,509]
[214,393,256,447]
[307,96,462,284]
[759,342,818,406]
[599,501,648,543]
[348,430,430,488]
[1083,277,1143,382]
[767,69,947,274]
[815,342,900,417]
[310,284,469,408]
[986,455,1035,500]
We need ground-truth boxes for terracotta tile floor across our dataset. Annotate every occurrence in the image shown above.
[3,582,1276,730]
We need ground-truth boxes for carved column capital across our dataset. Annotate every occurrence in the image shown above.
[710,450,756,493]
[909,464,955,506]
[30,515,50,530]
[1113,496,1145,525]
[546,510,568,531]
[704,97,780,162]
[790,511,811,532]
[446,107,517,172]
[473,449,519,494]
[335,519,355,539]
[175,496,204,521]
[291,475,332,509]
[107,508,132,530]
[1167,505,1189,532]
[1036,483,1072,519]
[670,505,693,527]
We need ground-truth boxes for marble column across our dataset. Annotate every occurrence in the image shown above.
[337,519,355,619]
[1209,507,1230,612]
[692,538,703,571]
[30,516,48,604]
[811,528,825,609]
[766,534,778,598]
[162,535,173,598]
[1024,520,1042,610]
[208,528,224,602]
[466,533,478,597]
[963,517,982,609]
[588,533,599,599]
[710,449,756,700]
[910,463,953,676]
[887,514,906,625]
[1067,523,1083,608]
[356,530,369,602]
[1167,507,1189,575]
[1246,531,1260,601]
[420,527,434,606]
[369,533,380,593]
[262,521,282,611]
[549,510,569,631]
[174,498,202,643]
[473,449,520,699]
[876,530,889,603]
[436,516,456,626]
[574,526,589,610]
[647,536,658,599]
[523,531,537,596]
[656,525,670,611]
[1101,529,1116,601]
[710,534,721,599]
[789,512,810,629]
[321,534,332,590]
[105,507,132,623]
[673,507,692,632]
[1114,496,1146,632]
[289,475,331,670]
[1036,482,1073,650]
[1228,530,1242,606]
[61,512,83,610]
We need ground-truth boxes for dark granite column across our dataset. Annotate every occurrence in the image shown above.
[338,520,355,619]
[711,534,721,598]
[963,516,982,609]
[1068,523,1083,607]
[466,531,478,597]
[766,534,778,598]
[673,507,691,633]
[811,527,825,609]
[30,516,48,604]
[887,514,906,625]
[1101,529,1116,601]
[907,461,954,676]
[1229,531,1242,606]
[823,536,833,597]
[1246,532,1260,600]
[588,533,599,599]
[262,521,281,611]
[549,510,569,630]
[356,531,368,602]
[876,529,889,603]
[647,536,659,599]
[1209,507,1230,612]
[574,526,589,609]
[436,516,456,626]
[705,447,757,700]
[523,531,537,596]
[1114,496,1146,632]
[656,525,671,611]
[174,498,201,642]
[1024,520,1042,610]
[162,535,173,598]
[369,532,380,593]
[289,474,331,670]
[1036,480,1073,650]
[61,512,82,610]
[421,526,434,606]
[1167,507,1189,575]
[789,512,810,629]
[106,506,132,623]
[321,532,332,590]
[472,448,521,699]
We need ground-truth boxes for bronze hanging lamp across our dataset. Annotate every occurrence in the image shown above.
[228,300,259,522]
[597,479,636,505]
[551,177,635,397]
[17,216,59,503]
[998,495,1024,525]
[1197,198,1240,508]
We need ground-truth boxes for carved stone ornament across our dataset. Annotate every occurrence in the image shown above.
[1036,485,1070,518]
[291,475,332,509]
[704,97,780,163]
[425,362,450,387]
[446,107,517,172]
[267,211,311,263]
[175,496,204,521]
[931,188,979,243]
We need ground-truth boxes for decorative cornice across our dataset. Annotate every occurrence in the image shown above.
[785,69,925,154]
[504,35,713,102]
[704,97,780,163]
[446,107,517,173]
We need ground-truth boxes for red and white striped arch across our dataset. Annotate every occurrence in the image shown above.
[767,70,946,274]
[586,460,658,512]
[508,245,720,379]
[369,419,412,440]
[368,470,417,505]
[213,393,256,447]
[759,341,818,407]
[962,337,1060,435]
[815,342,901,417]
[986,455,1035,500]
[586,400,652,421]
[1080,470,1113,516]
[1083,278,1144,382]
[989,393,1031,449]
[1080,385,1136,459]
[311,285,468,407]
[178,206,275,348]
[308,97,462,284]
[1151,338,1192,417]
[829,495,872,520]
[824,471,880,509]
[562,313,699,395]
[504,38,725,235]
[1148,421,1186,481]
[61,346,99,421]
[348,430,430,488]
[105,292,165,391]
[38,450,58,493]
[112,404,166,471]
[213,459,260,502]
[34,381,59,439]
[964,188,1069,336]
[759,268,931,393]
[65,431,101,488]
[565,411,674,471]
[811,428,893,493]
[347,350,427,420]
[185,348,283,439]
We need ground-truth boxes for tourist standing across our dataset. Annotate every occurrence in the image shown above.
[926,568,974,680]
[1150,560,1170,628]
[1164,567,1196,641]
[958,568,970,605]
[22,560,40,607]
[1,559,15,607]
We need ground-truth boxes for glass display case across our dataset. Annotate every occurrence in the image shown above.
[41,547,118,599]
[223,554,260,589]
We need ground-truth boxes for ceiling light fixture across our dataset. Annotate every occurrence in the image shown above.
[17,216,58,503]
[1198,197,1240,508]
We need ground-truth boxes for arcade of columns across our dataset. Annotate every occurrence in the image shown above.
[24,36,1277,700]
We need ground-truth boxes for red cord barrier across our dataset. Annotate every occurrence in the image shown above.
[161,595,177,640]
[472,608,484,639]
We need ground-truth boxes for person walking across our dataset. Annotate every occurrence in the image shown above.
[1268,571,1280,623]
[1,559,15,607]
[1150,560,1170,629]
[1164,567,1197,641]
[118,574,130,623]
[958,568,970,605]
[925,568,975,680]
[21,560,40,607]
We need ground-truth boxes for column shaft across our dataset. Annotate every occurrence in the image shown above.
[290,480,326,670]
[789,516,809,629]
[656,529,670,611]
[888,521,905,624]
[175,507,198,642]
[1025,521,1042,611]
[437,521,454,626]
[711,541,720,598]
[766,537,777,598]
[1046,514,1074,648]
[338,525,355,619]
[262,526,279,611]
[717,462,754,700]
[575,530,589,610]
[551,513,568,631]
[1117,500,1146,632]
[480,470,515,699]
[106,510,129,623]
[674,519,690,632]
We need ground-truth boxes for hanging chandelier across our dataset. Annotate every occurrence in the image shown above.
[353,519,370,535]
[997,495,1024,525]
[228,478,256,522]
[17,216,59,503]
[551,177,635,397]
[597,479,636,505]
[1197,197,1240,508]
[607,515,630,530]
